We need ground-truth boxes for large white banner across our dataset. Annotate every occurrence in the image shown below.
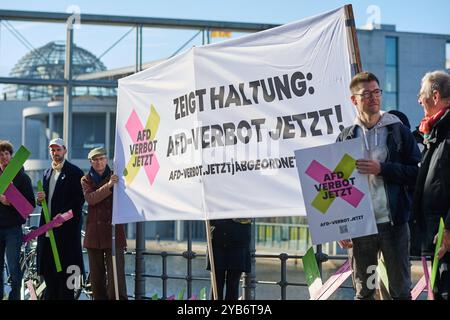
[294,139,377,245]
[113,7,356,223]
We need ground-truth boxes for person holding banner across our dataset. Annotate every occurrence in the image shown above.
[81,147,127,300]
[0,140,35,300]
[36,138,85,300]
[413,70,450,300]
[337,72,420,300]
[207,219,251,300]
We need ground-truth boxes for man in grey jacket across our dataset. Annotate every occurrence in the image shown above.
[337,72,421,300]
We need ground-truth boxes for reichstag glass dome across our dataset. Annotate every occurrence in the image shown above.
[3,41,116,100]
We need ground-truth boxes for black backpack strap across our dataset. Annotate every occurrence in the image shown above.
[388,123,405,153]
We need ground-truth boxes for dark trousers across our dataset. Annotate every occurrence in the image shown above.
[0,226,23,300]
[87,247,127,300]
[351,222,411,300]
[43,271,75,300]
[213,269,242,300]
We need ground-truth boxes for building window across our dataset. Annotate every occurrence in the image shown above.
[384,37,398,110]
[72,114,106,159]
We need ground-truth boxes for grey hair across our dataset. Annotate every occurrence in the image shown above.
[421,70,450,99]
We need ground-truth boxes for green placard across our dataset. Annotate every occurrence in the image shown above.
[302,247,321,287]
[431,218,445,290]
[0,146,30,195]
[177,288,185,300]
[37,180,62,272]
[199,287,206,300]
[377,257,389,293]
[151,293,159,300]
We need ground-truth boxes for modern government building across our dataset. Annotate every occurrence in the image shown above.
[0,20,449,247]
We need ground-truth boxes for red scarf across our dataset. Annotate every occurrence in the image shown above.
[419,106,450,135]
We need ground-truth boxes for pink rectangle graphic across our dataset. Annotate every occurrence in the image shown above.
[4,183,34,219]
[421,256,434,300]
[26,279,37,300]
[305,160,332,184]
[411,275,427,300]
[305,160,364,208]
[315,259,352,300]
[23,210,73,243]
[125,110,143,143]
[144,154,159,185]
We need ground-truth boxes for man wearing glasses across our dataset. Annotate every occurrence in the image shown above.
[336,72,420,299]
[81,147,127,300]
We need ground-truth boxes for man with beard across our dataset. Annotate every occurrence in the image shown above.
[36,138,85,300]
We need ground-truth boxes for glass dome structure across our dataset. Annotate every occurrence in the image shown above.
[3,41,116,100]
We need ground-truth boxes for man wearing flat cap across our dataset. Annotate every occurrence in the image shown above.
[81,147,127,300]
[36,138,85,300]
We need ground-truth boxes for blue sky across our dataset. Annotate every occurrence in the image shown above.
[0,0,449,75]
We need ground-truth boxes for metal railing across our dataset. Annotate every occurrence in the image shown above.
[22,216,344,299]
[121,247,352,300]
[121,218,351,301]
[19,217,425,300]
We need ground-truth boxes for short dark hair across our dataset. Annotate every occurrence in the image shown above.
[0,140,14,155]
[350,72,380,93]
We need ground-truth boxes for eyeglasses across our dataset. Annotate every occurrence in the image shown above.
[354,89,383,99]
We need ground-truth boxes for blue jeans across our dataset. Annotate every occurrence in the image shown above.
[0,225,23,300]
[351,222,411,300]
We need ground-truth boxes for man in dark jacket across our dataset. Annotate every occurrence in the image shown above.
[337,72,420,300]
[0,140,35,300]
[414,70,450,300]
[36,138,85,300]
[81,147,127,300]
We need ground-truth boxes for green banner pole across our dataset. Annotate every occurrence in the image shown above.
[37,180,62,272]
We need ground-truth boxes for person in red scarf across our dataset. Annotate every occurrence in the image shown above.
[413,70,450,300]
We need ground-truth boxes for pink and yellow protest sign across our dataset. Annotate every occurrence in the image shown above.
[295,138,377,245]
[123,105,160,186]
